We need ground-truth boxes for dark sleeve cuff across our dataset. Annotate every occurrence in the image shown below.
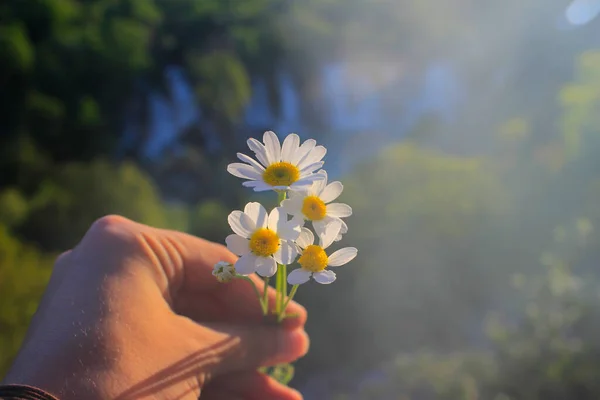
[0,385,59,400]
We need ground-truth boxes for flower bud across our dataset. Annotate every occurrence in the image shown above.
[212,261,236,283]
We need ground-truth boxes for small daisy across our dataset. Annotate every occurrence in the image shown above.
[226,202,302,277]
[227,131,327,192]
[287,221,358,285]
[281,170,352,240]
[212,261,236,283]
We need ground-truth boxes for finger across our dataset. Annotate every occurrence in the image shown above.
[202,323,309,376]
[75,216,307,328]
[202,371,303,400]
[22,250,73,343]
[151,229,307,329]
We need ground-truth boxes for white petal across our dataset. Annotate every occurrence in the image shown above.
[287,268,311,285]
[318,218,342,249]
[235,253,258,275]
[263,131,281,164]
[225,234,250,256]
[280,197,303,217]
[228,211,256,238]
[326,203,352,218]
[311,170,328,196]
[279,220,302,241]
[255,256,277,277]
[298,145,327,170]
[290,174,325,190]
[328,247,358,267]
[296,227,314,249]
[312,219,328,239]
[227,163,262,180]
[313,270,336,284]
[267,207,283,231]
[237,152,265,171]
[242,181,272,192]
[334,219,348,242]
[281,133,300,162]
[300,161,325,175]
[320,181,343,203]
[274,240,298,265]
[244,202,268,228]
[291,139,316,165]
[247,138,271,167]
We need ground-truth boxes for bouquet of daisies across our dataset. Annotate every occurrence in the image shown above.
[212,131,357,383]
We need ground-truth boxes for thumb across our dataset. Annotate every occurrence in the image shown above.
[201,322,309,377]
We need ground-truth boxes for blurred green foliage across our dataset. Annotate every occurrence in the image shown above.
[2,1,600,398]
[336,219,600,399]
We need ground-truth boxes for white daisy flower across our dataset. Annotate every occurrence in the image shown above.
[287,221,358,285]
[281,170,351,241]
[227,131,327,192]
[226,202,302,277]
[212,261,236,283]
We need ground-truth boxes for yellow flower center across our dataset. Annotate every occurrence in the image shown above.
[263,162,300,187]
[302,195,327,220]
[249,228,280,257]
[298,244,329,272]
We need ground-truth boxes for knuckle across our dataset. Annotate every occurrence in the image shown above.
[83,215,138,249]
[90,214,131,233]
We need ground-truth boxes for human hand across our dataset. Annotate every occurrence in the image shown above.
[2,215,309,399]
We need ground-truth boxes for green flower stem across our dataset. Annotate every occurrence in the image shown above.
[275,190,287,319]
[234,275,267,315]
[275,263,283,315]
[278,284,299,322]
[262,276,270,315]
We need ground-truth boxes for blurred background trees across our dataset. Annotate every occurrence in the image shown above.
[3,0,600,398]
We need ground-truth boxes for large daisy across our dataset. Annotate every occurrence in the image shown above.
[287,221,358,285]
[226,202,302,277]
[281,170,351,240]
[227,131,327,192]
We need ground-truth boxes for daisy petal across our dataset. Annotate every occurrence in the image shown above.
[244,202,268,228]
[296,227,314,249]
[280,197,303,218]
[247,138,270,167]
[280,220,302,241]
[281,133,300,162]
[274,240,298,265]
[319,218,342,249]
[288,268,311,285]
[291,173,325,189]
[300,161,325,175]
[313,270,337,284]
[291,139,316,165]
[320,181,344,203]
[235,253,258,275]
[313,216,341,240]
[237,152,265,171]
[298,145,327,170]
[225,234,250,256]
[227,163,262,180]
[311,170,328,196]
[256,256,277,277]
[327,203,352,218]
[328,247,358,267]
[335,219,348,242]
[267,207,282,231]
[228,211,256,238]
[263,131,281,164]
[242,181,272,192]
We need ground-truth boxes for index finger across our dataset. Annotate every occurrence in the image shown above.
[154,228,307,330]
